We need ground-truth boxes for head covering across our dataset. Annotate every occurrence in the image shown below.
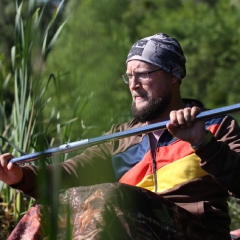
[126,33,186,80]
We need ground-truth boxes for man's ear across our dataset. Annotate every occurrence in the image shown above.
[170,75,181,84]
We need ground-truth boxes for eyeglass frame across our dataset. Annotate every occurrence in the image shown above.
[122,69,162,84]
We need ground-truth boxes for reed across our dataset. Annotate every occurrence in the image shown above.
[0,0,79,238]
[0,0,239,238]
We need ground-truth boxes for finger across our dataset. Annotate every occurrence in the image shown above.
[7,162,16,171]
[0,153,14,169]
[175,109,189,128]
[169,107,201,129]
[183,108,192,127]
[169,110,179,127]
[170,109,188,128]
[190,106,201,120]
[7,162,22,174]
[166,122,178,136]
[1,153,14,159]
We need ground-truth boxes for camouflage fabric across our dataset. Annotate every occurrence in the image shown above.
[8,183,230,240]
[7,203,44,240]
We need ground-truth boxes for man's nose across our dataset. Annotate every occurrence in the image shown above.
[129,75,140,89]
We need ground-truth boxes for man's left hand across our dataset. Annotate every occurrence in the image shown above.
[166,107,207,146]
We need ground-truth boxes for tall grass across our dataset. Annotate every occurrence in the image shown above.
[228,197,240,230]
[0,0,84,238]
[0,0,239,239]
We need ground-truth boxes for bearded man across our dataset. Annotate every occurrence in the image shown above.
[1,33,240,240]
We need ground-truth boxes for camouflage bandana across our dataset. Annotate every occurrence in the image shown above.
[126,33,186,80]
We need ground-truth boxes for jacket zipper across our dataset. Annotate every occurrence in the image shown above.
[152,149,158,192]
[148,133,160,193]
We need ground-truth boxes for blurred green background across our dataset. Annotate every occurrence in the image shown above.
[0,0,240,237]
[2,0,240,139]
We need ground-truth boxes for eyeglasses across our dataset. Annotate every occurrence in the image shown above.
[122,69,162,84]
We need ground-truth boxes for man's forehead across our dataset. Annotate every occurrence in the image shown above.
[127,60,157,70]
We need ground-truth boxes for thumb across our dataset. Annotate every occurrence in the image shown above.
[7,162,23,185]
[7,161,17,171]
[166,123,178,136]
[7,162,22,177]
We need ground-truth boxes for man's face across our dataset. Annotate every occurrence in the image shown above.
[126,60,172,122]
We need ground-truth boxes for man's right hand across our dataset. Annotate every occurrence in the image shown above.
[0,153,23,186]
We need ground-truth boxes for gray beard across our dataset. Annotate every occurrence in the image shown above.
[131,95,171,123]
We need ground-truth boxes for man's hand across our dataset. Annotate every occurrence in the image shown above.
[166,106,207,146]
[0,153,23,185]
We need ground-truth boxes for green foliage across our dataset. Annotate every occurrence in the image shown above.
[1,0,240,236]
[44,0,240,230]
[228,197,240,230]
[120,0,240,110]
[0,0,83,237]
[45,0,132,137]
[0,0,15,66]
[45,0,240,140]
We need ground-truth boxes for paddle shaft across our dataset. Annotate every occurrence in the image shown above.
[10,103,240,164]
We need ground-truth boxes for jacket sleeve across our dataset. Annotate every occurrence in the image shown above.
[197,116,240,198]
[11,126,119,200]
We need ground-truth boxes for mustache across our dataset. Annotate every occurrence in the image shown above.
[132,92,147,98]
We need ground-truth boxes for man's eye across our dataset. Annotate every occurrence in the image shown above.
[139,73,148,78]
[139,72,148,75]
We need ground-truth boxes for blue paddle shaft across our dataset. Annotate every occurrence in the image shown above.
[10,103,240,164]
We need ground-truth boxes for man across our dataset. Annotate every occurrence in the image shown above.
[1,33,240,239]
